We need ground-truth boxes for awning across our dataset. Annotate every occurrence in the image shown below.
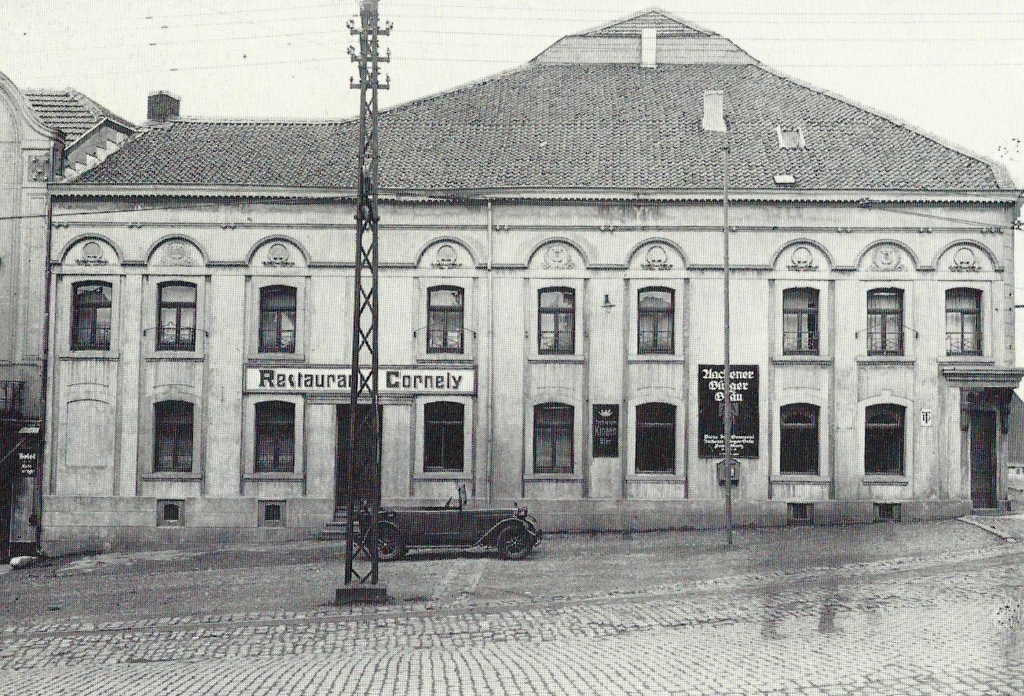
[941,366,1024,389]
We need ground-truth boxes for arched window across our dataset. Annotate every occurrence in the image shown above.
[946,288,982,356]
[255,401,295,472]
[782,288,818,355]
[636,403,675,473]
[157,282,197,351]
[534,403,573,473]
[638,288,674,354]
[866,289,903,356]
[780,404,819,474]
[154,400,194,472]
[427,286,464,354]
[71,281,112,350]
[259,286,296,353]
[424,401,465,472]
[538,288,575,354]
[865,404,905,475]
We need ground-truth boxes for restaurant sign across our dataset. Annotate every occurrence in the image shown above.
[246,366,476,395]
[698,364,759,458]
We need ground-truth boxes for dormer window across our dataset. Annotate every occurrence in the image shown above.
[776,125,805,149]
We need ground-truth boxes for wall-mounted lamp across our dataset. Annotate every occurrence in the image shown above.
[602,294,616,311]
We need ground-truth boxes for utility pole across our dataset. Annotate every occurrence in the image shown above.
[337,0,390,605]
[722,131,733,548]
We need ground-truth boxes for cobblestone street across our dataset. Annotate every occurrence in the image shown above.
[3,520,1024,694]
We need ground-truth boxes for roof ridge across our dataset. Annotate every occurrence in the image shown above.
[574,6,717,38]
[163,116,356,125]
[750,64,1017,190]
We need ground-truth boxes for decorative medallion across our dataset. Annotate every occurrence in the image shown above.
[640,244,673,270]
[869,245,904,271]
[431,244,463,269]
[541,244,575,270]
[159,241,194,266]
[263,242,295,267]
[29,155,49,182]
[787,245,818,271]
[950,246,981,272]
[76,241,108,266]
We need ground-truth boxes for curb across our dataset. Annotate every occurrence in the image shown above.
[957,515,1018,543]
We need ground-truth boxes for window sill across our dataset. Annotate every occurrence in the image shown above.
[772,356,832,366]
[141,473,202,482]
[627,355,684,364]
[528,356,585,364]
[937,357,994,366]
[524,474,582,482]
[862,475,909,486]
[244,473,303,482]
[414,472,473,480]
[856,356,915,365]
[626,474,684,482]
[771,475,830,484]
[145,352,204,362]
[416,354,475,364]
[247,353,306,364]
[59,351,119,361]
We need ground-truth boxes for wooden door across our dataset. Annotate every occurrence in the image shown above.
[970,410,997,509]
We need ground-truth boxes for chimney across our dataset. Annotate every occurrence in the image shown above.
[641,28,657,68]
[702,90,727,133]
[147,91,180,122]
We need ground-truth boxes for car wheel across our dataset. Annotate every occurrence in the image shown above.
[377,521,405,562]
[496,525,531,560]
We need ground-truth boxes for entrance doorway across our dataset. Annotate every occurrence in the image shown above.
[970,409,998,509]
[335,404,383,511]
[0,425,16,561]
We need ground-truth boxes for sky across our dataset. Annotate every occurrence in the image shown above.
[1,0,1023,182]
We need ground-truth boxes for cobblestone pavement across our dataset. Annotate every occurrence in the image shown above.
[3,523,1024,694]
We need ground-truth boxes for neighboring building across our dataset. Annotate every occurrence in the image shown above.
[44,9,1021,553]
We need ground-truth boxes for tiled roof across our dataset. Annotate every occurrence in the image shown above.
[69,10,1010,193]
[580,9,713,38]
[23,89,134,141]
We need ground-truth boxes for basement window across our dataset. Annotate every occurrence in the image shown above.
[777,125,806,149]
[787,503,814,525]
[157,499,184,527]
[259,500,286,527]
[873,502,901,523]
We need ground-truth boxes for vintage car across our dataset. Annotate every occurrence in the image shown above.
[369,486,542,561]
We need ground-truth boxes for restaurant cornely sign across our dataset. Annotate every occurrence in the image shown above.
[246,366,476,394]
[698,364,759,458]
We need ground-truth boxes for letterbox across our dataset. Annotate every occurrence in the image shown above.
[716,458,740,486]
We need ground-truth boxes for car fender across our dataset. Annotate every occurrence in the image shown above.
[479,518,537,547]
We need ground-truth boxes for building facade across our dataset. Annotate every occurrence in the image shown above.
[42,10,1022,553]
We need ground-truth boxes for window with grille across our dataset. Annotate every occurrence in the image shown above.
[534,403,573,474]
[156,282,197,351]
[635,402,675,473]
[259,286,297,353]
[946,288,982,356]
[427,287,464,353]
[538,288,575,354]
[782,288,819,355]
[780,403,819,474]
[154,400,194,472]
[865,404,904,475]
[255,401,295,472]
[866,289,903,356]
[424,401,465,472]
[638,288,674,354]
[72,282,112,350]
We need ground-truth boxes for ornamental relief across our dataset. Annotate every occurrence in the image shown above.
[640,244,673,271]
[430,244,463,269]
[541,243,575,269]
[786,245,819,271]
[868,244,906,272]
[75,240,109,266]
[153,240,202,267]
[949,246,982,272]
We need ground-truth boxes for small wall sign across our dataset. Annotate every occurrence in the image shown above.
[920,409,933,427]
[592,405,619,458]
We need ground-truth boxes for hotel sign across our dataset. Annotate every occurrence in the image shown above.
[246,366,476,395]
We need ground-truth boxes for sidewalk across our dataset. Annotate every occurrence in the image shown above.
[0,519,1004,628]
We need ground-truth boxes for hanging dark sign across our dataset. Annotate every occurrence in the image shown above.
[592,405,619,458]
[698,365,759,458]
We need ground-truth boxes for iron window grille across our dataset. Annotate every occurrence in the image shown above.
[0,382,24,420]
[156,282,197,351]
[71,281,112,350]
[782,288,819,355]
[538,288,575,355]
[866,289,904,356]
[865,404,905,476]
[255,401,296,472]
[426,286,464,354]
[154,400,194,472]
[638,288,674,354]
[635,402,676,473]
[423,401,465,472]
[780,403,819,474]
[259,286,297,353]
[945,288,982,356]
[534,403,574,474]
